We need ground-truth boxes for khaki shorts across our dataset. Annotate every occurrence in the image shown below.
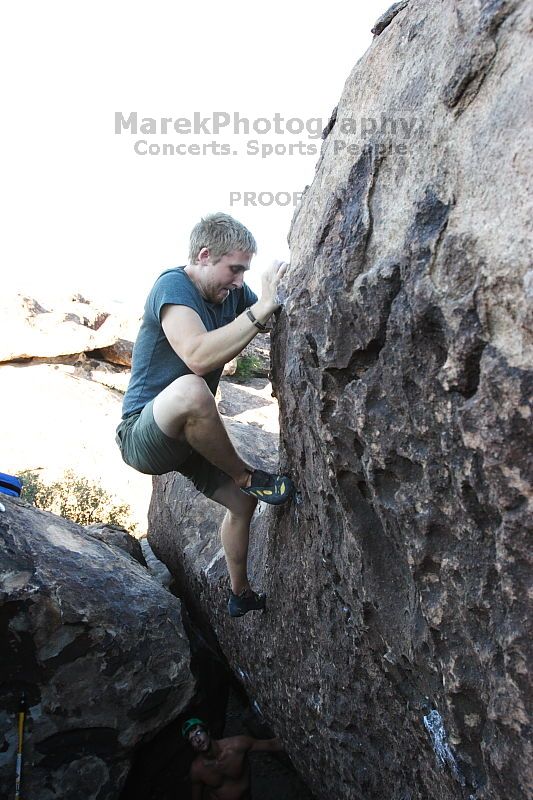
[115,398,231,499]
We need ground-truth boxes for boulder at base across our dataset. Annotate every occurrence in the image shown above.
[0,498,195,800]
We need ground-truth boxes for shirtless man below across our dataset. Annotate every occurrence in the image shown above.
[183,717,282,800]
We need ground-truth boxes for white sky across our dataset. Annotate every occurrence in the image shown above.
[2,0,391,308]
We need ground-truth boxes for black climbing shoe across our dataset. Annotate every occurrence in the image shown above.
[241,469,295,505]
[228,588,266,618]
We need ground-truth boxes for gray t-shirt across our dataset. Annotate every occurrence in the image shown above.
[122,267,258,418]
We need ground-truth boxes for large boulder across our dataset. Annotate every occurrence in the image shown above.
[0,498,195,800]
[0,294,139,364]
[217,378,280,433]
[148,2,532,800]
[91,339,134,368]
[85,523,147,566]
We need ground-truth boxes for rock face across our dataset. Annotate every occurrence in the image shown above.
[148,2,532,800]
[371,0,409,36]
[0,498,195,800]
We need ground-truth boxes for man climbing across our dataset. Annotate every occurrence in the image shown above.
[182,717,282,800]
[115,213,294,617]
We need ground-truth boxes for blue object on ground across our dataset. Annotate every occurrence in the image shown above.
[0,472,23,497]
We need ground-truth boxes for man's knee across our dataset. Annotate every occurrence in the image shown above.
[167,374,216,417]
[225,493,257,520]
[152,374,217,438]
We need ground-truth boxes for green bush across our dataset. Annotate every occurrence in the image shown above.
[18,469,134,530]
[234,354,262,381]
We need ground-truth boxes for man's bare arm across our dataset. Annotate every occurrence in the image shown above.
[161,302,272,376]
[190,781,204,800]
[190,763,205,800]
[161,260,287,375]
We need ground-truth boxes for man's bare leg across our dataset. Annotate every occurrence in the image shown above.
[152,374,257,593]
[152,374,251,488]
[210,480,257,595]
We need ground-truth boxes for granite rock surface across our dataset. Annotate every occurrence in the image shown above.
[85,522,147,566]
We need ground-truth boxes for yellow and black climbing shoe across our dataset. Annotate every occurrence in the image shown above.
[228,588,266,617]
[241,469,295,505]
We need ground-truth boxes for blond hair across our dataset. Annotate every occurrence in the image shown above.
[189,213,257,264]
